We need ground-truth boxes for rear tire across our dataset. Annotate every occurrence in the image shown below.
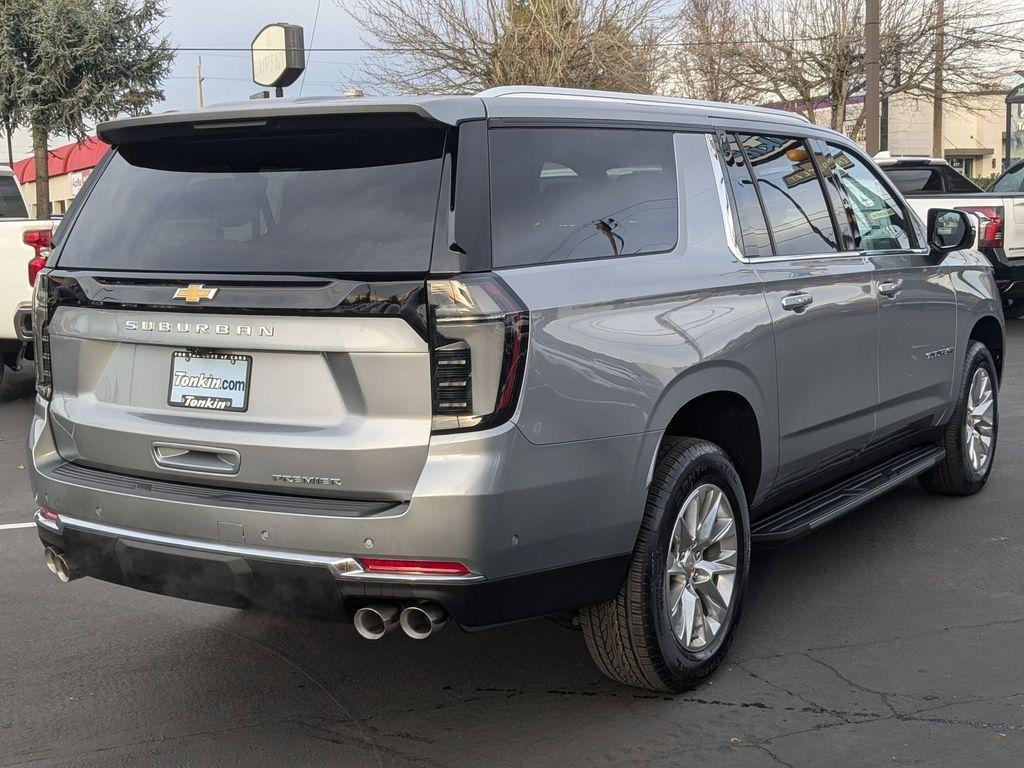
[919,341,998,496]
[581,437,750,692]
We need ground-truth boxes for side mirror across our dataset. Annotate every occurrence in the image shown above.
[927,208,974,254]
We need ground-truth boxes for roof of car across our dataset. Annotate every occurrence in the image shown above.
[97,86,835,145]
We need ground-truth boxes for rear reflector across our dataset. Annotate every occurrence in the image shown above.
[39,506,59,522]
[360,558,470,576]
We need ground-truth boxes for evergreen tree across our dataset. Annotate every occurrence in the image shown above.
[0,1,172,217]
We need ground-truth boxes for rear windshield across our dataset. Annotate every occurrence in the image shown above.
[0,176,28,218]
[57,122,447,273]
[883,165,981,194]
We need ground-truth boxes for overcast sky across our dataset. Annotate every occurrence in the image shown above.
[7,0,365,162]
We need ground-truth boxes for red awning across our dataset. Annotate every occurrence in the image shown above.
[12,136,109,184]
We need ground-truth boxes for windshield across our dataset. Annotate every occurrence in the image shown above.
[57,121,447,274]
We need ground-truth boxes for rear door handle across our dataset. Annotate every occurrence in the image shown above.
[781,292,813,312]
[878,279,903,298]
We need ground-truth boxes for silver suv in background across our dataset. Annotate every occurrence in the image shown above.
[30,87,1002,691]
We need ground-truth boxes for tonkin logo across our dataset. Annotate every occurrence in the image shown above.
[172,284,219,303]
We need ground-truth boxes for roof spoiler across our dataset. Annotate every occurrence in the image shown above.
[98,97,485,145]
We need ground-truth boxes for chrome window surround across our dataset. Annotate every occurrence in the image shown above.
[35,510,485,584]
[705,132,929,264]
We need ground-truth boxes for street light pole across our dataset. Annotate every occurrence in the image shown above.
[195,56,205,108]
[865,0,881,155]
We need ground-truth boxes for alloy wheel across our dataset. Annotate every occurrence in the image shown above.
[963,367,995,473]
[665,483,738,651]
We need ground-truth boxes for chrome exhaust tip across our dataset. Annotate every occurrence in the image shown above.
[399,602,447,640]
[353,603,400,640]
[44,547,81,583]
[43,546,60,575]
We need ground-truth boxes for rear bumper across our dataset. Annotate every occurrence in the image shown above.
[35,511,630,628]
[14,304,32,341]
[28,397,654,627]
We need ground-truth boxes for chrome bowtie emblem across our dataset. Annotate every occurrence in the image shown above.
[172,284,219,303]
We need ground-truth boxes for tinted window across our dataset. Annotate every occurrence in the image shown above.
[941,166,983,193]
[719,134,772,258]
[991,163,1024,193]
[739,135,838,256]
[824,145,913,251]
[0,176,28,218]
[489,129,677,267]
[884,167,944,194]
[58,122,446,273]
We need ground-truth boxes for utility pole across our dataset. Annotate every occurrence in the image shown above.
[195,56,205,108]
[865,0,881,155]
[3,121,12,168]
[932,0,944,158]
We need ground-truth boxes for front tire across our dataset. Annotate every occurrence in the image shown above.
[919,341,998,496]
[581,437,750,692]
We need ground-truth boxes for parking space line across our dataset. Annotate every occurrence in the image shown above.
[0,522,36,531]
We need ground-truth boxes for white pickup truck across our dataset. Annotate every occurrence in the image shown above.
[0,165,55,389]
[876,155,1024,316]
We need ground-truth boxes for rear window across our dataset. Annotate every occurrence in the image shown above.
[884,165,981,194]
[0,176,28,218]
[489,128,678,267]
[57,122,447,273]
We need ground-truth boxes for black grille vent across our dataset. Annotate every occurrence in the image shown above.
[434,343,472,413]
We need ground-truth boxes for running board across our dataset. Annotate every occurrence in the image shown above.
[750,445,945,544]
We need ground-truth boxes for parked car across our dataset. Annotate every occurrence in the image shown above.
[876,155,1024,316]
[0,165,55,389]
[30,87,1003,692]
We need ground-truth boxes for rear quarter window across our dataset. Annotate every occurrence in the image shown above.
[489,128,678,267]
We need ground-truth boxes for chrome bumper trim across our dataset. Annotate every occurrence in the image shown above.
[34,510,484,584]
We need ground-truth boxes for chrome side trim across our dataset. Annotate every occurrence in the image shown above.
[35,511,485,584]
[705,133,747,264]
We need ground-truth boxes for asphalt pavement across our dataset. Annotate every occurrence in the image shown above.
[2,328,1024,767]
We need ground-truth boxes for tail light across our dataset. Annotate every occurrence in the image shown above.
[956,206,1003,248]
[24,229,52,286]
[427,274,529,433]
[32,273,55,400]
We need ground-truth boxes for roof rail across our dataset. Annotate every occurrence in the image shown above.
[478,86,812,124]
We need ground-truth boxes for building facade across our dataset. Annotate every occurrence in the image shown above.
[12,137,109,217]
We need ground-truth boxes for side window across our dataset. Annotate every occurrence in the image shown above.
[719,133,773,258]
[489,128,678,267]
[824,144,914,251]
[738,135,838,257]
[991,163,1024,193]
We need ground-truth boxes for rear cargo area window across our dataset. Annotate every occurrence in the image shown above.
[489,128,678,267]
[57,122,447,273]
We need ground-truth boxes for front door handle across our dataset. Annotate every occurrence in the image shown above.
[781,292,813,312]
[878,279,903,297]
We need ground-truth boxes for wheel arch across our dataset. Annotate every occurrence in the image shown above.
[968,314,1004,381]
[647,363,775,507]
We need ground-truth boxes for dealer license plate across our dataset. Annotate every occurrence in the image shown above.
[168,351,251,412]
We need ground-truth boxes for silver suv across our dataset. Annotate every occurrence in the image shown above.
[29,87,1003,691]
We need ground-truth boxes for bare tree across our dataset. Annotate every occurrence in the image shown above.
[668,0,756,103]
[341,0,670,95]
[678,0,1022,134]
